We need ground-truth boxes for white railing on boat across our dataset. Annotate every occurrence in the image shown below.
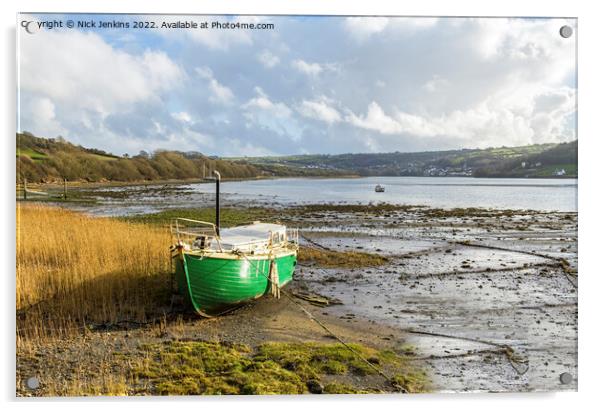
[171,218,223,252]
[170,217,298,254]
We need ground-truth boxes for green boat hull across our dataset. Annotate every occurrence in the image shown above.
[174,250,297,315]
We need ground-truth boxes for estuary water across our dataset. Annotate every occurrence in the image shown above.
[186,177,577,212]
[70,176,577,216]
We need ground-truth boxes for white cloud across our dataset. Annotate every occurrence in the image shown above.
[257,50,280,68]
[195,66,213,79]
[297,97,342,124]
[291,59,340,77]
[397,17,439,31]
[152,120,165,134]
[243,87,291,118]
[344,17,438,41]
[195,66,234,105]
[345,84,575,147]
[291,59,323,76]
[18,27,189,151]
[115,127,215,154]
[346,102,404,135]
[21,97,66,137]
[20,29,183,115]
[172,128,215,150]
[143,51,183,92]
[340,18,576,149]
[344,17,389,41]
[208,80,234,105]
[241,87,302,141]
[475,18,558,61]
[221,139,277,157]
[423,75,450,93]
[472,17,575,84]
[172,111,192,123]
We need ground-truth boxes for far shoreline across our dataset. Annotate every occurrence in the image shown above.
[19,174,578,190]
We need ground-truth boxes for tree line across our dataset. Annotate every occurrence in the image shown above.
[16,133,263,183]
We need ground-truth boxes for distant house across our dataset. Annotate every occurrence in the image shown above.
[555,168,566,176]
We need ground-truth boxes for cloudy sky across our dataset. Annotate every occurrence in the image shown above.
[18,14,576,156]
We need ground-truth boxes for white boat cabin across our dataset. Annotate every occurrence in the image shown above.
[173,218,298,253]
[211,222,288,252]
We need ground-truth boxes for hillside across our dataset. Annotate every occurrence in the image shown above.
[17,133,577,183]
[472,140,577,178]
[16,133,263,183]
[232,141,577,178]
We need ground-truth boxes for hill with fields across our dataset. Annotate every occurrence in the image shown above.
[234,141,577,178]
[16,133,262,183]
[17,132,577,183]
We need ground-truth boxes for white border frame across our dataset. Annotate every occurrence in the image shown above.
[3,1,600,409]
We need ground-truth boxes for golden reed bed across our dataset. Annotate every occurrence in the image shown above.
[16,204,172,345]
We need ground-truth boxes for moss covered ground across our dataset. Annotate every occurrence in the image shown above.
[131,340,428,395]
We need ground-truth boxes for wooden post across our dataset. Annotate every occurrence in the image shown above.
[23,178,27,200]
[63,178,67,199]
[269,260,280,299]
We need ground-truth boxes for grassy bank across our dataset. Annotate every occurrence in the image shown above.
[16,204,172,343]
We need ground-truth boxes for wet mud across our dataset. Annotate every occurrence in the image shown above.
[296,208,577,392]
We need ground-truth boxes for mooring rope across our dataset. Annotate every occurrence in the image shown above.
[455,240,578,289]
[232,249,408,393]
[299,233,335,252]
[401,329,529,376]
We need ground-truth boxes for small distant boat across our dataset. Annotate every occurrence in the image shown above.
[375,184,385,193]
[171,171,298,316]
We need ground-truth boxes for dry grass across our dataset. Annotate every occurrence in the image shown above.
[16,204,172,344]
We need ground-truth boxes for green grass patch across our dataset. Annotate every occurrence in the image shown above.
[323,382,363,394]
[255,342,376,377]
[131,340,428,395]
[299,246,388,268]
[17,147,48,161]
[88,153,119,162]
[532,163,577,177]
[122,207,276,228]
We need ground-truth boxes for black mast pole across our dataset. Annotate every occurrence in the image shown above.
[213,170,221,236]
